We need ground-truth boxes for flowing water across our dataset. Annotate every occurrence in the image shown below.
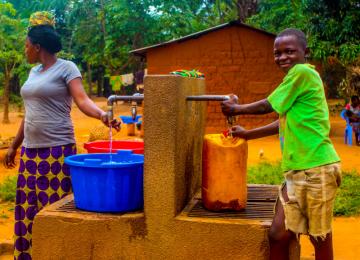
[109,124,113,163]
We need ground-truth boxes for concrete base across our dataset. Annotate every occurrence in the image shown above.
[33,192,300,259]
[33,194,270,260]
[32,195,146,260]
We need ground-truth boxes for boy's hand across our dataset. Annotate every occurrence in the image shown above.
[221,94,239,116]
[230,125,248,139]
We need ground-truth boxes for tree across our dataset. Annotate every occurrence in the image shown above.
[247,0,360,64]
[303,0,360,64]
[0,3,26,123]
[246,0,360,98]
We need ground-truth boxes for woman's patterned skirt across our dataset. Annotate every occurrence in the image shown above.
[14,144,76,260]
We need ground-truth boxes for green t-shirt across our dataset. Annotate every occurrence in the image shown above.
[268,64,340,171]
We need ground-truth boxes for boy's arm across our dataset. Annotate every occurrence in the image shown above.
[231,120,279,140]
[221,98,274,116]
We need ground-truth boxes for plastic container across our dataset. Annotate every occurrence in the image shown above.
[64,150,144,212]
[202,134,248,211]
[126,123,136,136]
[119,116,142,136]
[84,140,144,154]
[119,115,142,124]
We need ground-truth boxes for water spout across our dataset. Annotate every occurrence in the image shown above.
[186,95,230,101]
[186,94,237,131]
[107,94,144,121]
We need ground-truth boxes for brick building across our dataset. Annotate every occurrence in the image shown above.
[131,21,284,132]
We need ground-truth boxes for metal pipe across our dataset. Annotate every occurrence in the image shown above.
[186,95,230,101]
[107,94,144,121]
[186,94,237,131]
[107,95,144,104]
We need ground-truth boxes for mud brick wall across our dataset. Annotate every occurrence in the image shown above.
[145,25,283,133]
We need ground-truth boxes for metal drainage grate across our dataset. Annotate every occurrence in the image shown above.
[187,185,278,220]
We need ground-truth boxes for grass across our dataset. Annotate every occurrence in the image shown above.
[248,160,283,185]
[0,213,9,219]
[0,176,17,202]
[333,171,360,216]
[248,160,360,217]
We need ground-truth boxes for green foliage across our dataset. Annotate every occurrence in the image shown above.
[334,171,360,216]
[0,176,16,202]
[247,0,360,65]
[322,57,347,98]
[248,161,360,216]
[246,0,360,98]
[304,0,360,64]
[9,93,22,106]
[1,0,249,84]
[1,0,358,99]
[248,160,283,185]
[0,3,25,71]
[0,89,23,106]
[247,0,306,33]
[0,3,26,84]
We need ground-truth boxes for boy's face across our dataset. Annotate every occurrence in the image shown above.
[273,35,308,73]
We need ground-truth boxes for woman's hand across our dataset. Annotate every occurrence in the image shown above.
[3,147,17,169]
[99,112,121,131]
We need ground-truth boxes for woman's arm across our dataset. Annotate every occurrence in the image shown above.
[68,78,120,130]
[68,78,106,119]
[231,120,279,140]
[4,119,24,168]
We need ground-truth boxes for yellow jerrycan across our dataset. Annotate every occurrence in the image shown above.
[202,134,248,211]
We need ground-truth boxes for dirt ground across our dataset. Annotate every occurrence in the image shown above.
[0,97,359,259]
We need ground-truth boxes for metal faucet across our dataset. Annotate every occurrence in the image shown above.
[186,95,237,127]
[107,94,144,121]
[186,95,231,102]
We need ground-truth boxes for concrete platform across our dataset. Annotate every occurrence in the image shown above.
[33,185,279,259]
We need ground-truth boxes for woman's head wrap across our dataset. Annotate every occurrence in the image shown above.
[27,11,61,54]
[28,11,55,29]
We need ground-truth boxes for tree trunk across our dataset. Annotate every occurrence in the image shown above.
[236,0,258,22]
[87,63,93,97]
[10,74,20,95]
[3,72,11,124]
[97,67,104,97]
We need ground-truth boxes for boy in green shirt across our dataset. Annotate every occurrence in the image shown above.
[221,28,341,260]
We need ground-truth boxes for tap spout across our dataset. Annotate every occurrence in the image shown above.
[108,95,144,104]
[186,94,238,130]
[186,95,230,101]
[107,94,144,121]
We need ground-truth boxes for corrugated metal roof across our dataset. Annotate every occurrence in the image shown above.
[130,20,276,56]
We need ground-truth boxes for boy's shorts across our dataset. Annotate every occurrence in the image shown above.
[279,163,341,239]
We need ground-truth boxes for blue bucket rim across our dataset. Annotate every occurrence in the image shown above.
[64,150,144,168]
[119,115,142,124]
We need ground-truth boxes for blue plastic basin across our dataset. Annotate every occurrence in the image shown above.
[119,115,142,124]
[64,150,144,213]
